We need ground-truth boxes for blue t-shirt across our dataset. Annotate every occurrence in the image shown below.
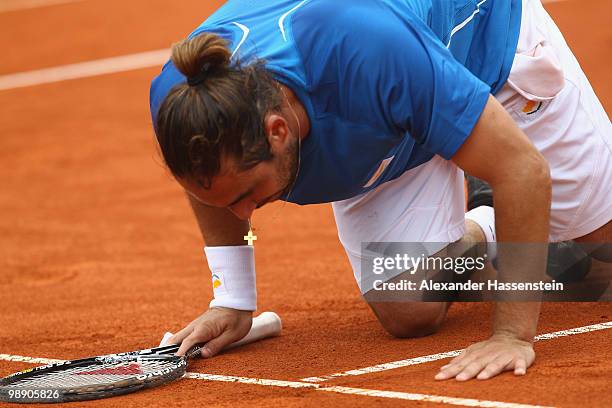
[150,0,521,204]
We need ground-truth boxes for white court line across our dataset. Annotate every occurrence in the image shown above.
[186,373,552,408]
[0,0,82,12]
[1,321,608,407]
[300,321,612,382]
[0,49,169,91]
[0,355,551,407]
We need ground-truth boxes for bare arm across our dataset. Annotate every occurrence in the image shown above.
[169,195,253,358]
[452,95,550,341]
[452,96,551,247]
[437,95,551,380]
[186,194,250,246]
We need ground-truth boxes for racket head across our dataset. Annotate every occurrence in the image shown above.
[0,346,186,404]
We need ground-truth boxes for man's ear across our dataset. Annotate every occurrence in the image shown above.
[264,113,290,153]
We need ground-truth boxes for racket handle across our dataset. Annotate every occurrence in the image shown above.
[224,311,283,350]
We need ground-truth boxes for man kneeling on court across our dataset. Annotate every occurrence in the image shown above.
[149,0,612,381]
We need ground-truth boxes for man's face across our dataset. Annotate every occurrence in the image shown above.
[178,136,299,220]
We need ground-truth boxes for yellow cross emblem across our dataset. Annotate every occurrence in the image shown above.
[244,229,257,246]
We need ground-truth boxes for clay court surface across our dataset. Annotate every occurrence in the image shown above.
[1,0,611,406]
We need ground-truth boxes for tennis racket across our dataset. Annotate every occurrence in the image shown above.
[0,311,282,404]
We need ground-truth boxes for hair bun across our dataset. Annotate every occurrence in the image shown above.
[171,33,231,82]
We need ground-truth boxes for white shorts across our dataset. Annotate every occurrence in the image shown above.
[333,0,612,293]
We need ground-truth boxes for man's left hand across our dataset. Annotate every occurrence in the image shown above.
[435,334,535,381]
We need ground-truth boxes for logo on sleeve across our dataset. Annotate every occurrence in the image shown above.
[278,0,308,41]
[231,22,250,58]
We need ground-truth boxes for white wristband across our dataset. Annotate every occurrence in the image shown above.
[204,245,257,311]
[465,205,497,259]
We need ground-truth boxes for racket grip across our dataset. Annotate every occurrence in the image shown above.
[224,311,282,350]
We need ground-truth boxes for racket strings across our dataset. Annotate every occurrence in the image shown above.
[6,360,178,389]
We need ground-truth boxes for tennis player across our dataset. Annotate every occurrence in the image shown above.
[149,0,611,381]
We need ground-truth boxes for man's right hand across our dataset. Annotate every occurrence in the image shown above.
[170,307,253,358]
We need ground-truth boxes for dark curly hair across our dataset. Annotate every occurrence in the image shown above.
[154,33,283,188]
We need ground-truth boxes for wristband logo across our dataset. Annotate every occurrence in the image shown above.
[212,274,223,289]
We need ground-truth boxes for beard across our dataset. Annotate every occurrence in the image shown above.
[277,136,300,199]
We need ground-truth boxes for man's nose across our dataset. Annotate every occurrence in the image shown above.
[228,200,257,220]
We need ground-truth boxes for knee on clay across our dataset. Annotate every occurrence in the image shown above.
[370,302,448,339]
